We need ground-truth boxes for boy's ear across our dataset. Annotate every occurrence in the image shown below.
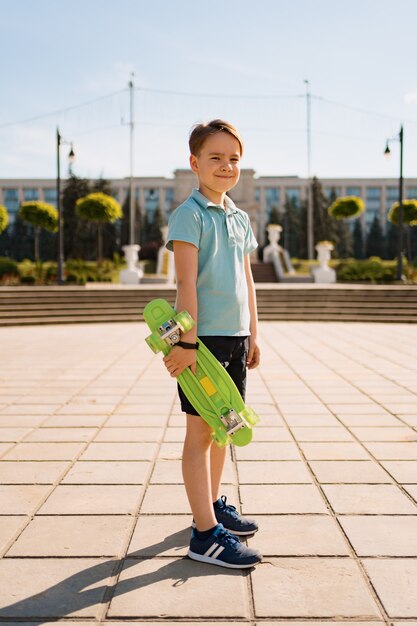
[189,154,198,173]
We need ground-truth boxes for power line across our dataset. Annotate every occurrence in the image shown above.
[0,89,127,130]
[136,87,304,100]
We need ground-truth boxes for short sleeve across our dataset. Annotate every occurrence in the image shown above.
[244,215,258,255]
[166,204,202,251]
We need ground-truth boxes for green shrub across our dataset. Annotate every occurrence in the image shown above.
[0,256,20,279]
[336,257,398,283]
[0,205,9,233]
[20,275,36,285]
[388,200,417,225]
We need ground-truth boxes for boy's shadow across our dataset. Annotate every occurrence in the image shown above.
[0,524,247,624]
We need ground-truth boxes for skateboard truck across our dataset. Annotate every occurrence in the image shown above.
[158,319,181,346]
[220,409,246,437]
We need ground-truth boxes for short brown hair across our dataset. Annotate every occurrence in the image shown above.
[189,119,244,156]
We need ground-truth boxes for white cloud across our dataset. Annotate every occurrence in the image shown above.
[404,90,417,104]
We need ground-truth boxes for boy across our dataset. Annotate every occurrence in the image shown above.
[164,119,262,569]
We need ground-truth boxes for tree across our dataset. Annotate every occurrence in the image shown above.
[62,176,91,258]
[366,215,384,258]
[18,201,58,261]
[353,219,365,259]
[76,192,122,262]
[388,199,417,261]
[0,205,9,234]
[282,196,302,257]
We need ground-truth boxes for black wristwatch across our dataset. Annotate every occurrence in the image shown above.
[177,341,199,350]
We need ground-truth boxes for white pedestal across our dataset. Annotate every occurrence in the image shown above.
[311,266,336,284]
[120,244,143,285]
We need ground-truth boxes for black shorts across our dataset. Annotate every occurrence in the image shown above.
[177,335,249,416]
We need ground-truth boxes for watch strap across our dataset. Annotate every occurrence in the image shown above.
[177,340,199,350]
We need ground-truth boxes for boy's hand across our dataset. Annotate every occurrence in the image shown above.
[247,338,260,369]
[163,346,197,377]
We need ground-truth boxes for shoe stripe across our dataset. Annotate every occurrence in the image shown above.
[204,542,219,557]
[211,545,225,560]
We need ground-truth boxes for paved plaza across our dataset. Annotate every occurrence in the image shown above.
[0,320,417,624]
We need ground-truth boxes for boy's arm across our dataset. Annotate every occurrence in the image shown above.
[244,253,261,369]
[163,241,198,377]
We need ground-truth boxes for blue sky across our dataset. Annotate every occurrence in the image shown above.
[1,0,417,181]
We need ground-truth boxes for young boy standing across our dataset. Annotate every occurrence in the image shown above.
[164,120,262,569]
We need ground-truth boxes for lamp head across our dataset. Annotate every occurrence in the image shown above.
[384,142,391,159]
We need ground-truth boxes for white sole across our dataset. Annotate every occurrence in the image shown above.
[188,549,261,569]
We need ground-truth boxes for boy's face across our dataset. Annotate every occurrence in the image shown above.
[189,132,241,196]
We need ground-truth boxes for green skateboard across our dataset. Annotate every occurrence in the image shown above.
[143,298,260,447]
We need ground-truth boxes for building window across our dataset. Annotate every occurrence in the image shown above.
[324,186,341,199]
[285,188,301,207]
[3,189,19,224]
[346,186,361,197]
[254,188,260,204]
[164,188,174,220]
[43,188,57,207]
[265,188,280,219]
[23,188,39,201]
[145,188,159,222]
[406,187,417,200]
[365,187,381,228]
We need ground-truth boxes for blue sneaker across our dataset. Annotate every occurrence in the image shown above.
[214,496,259,536]
[188,524,262,569]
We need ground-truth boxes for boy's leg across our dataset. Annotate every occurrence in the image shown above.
[182,413,217,532]
[210,442,227,502]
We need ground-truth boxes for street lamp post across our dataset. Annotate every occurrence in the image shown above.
[384,125,404,281]
[56,127,75,285]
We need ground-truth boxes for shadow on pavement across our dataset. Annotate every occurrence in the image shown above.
[0,525,239,623]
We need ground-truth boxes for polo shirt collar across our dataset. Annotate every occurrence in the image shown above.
[191,188,238,214]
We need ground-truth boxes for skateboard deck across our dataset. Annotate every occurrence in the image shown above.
[143,298,260,447]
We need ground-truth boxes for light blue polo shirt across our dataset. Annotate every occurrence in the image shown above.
[166,188,258,336]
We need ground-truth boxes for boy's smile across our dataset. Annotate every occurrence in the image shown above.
[189,132,241,206]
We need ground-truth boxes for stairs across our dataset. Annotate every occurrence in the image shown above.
[0,284,416,325]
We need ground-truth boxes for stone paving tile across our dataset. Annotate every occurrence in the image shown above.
[322,484,417,514]
[237,460,313,484]
[23,427,97,442]
[128,514,192,557]
[240,484,329,514]
[2,442,86,461]
[349,426,417,441]
[0,415,50,428]
[380,460,417,483]
[0,558,115,618]
[42,414,108,427]
[235,442,301,461]
[290,427,355,442]
[401,414,417,426]
[160,426,186,442]
[247,514,349,556]
[158,441,184,459]
[0,404,61,415]
[0,442,13,457]
[0,516,28,552]
[94,427,164,442]
[339,515,417,556]
[108,558,249,618]
[362,559,417,618]
[251,558,381,618]
[308,460,393,483]
[337,414,405,426]
[7,515,133,556]
[62,460,151,484]
[405,484,417,501]
[80,442,157,461]
[0,428,32,442]
[252,426,293,441]
[56,403,116,415]
[38,484,143,515]
[141,484,238,514]
[363,442,417,460]
[0,485,51,514]
[299,442,372,460]
[0,460,69,484]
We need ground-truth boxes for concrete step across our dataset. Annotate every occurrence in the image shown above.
[1,285,416,325]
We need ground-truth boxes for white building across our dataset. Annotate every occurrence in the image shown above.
[1,171,416,242]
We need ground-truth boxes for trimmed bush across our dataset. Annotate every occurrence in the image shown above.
[388,200,417,226]
[19,201,58,231]
[0,256,19,279]
[328,196,365,220]
[336,257,398,283]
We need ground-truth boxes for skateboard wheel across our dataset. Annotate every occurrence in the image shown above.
[175,311,194,333]
[212,431,228,448]
[241,406,260,426]
[145,333,163,354]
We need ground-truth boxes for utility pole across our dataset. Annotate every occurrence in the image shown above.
[304,79,314,260]
[128,73,135,245]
